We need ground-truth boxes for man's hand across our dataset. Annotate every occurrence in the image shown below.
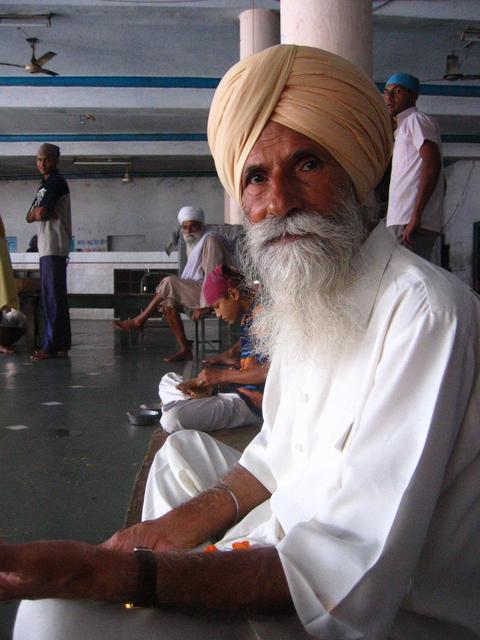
[0,540,136,603]
[101,518,188,553]
[401,216,422,246]
[191,307,211,321]
[26,206,49,223]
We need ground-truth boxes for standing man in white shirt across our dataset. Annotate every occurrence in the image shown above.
[384,72,444,260]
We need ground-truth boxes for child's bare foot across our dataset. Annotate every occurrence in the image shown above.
[164,347,193,363]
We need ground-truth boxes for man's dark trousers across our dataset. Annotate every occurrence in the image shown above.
[40,255,71,353]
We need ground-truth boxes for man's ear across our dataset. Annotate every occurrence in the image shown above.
[227,287,240,301]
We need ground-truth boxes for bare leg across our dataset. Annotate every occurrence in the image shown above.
[0,344,14,355]
[163,307,193,362]
[112,291,165,332]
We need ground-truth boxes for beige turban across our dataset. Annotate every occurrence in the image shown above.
[208,44,392,204]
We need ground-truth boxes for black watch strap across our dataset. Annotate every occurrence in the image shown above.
[132,547,157,607]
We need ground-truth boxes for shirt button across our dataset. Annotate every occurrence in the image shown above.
[303,393,309,402]
[295,443,303,452]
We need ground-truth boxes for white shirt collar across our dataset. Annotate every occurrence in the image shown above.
[396,106,417,126]
[346,222,396,328]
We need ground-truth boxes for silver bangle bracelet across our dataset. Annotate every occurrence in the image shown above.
[215,483,240,525]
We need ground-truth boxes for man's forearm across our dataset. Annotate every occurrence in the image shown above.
[0,541,292,614]
[167,463,270,547]
[411,168,439,223]
[225,340,241,358]
[154,545,292,613]
[411,140,441,224]
[104,463,270,553]
[219,364,268,387]
[196,359,267,387]
[26,206,49,223]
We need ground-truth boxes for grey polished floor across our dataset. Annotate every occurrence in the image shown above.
[0,319,208,639]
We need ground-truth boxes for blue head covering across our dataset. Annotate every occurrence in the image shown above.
[385,73,419,93]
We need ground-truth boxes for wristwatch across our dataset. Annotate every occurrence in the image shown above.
[130,547,157,608]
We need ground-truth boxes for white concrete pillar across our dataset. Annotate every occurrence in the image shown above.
[240,8,281,58]
[280,0,372,76]
[224,191,243,225]
[223,9,280,224]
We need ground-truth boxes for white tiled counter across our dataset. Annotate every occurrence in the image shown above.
[12,252,178,319]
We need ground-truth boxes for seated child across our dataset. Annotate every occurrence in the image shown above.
[159,265,268,433]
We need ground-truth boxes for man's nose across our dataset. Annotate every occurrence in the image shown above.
[266,177,302,218]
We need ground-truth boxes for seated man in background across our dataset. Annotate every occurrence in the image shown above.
[159,264,267,433]
[4,45,480,640]
[113,205,235,362]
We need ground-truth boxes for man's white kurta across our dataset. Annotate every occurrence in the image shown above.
[239,222,480,639]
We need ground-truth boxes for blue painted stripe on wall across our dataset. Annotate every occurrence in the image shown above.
[376,82,480,98]
[0,76,478,96]
[0,133,477,144]
[0,133,208,142]
[0,171,217,181]
[0,76,219,88]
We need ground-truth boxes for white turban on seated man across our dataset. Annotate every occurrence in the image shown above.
[8,45,480,640]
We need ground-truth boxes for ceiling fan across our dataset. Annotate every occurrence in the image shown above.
[0,37,58,76]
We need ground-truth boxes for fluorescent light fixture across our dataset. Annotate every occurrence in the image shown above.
[0,13,53,27]
[72,158,132,166]
[444,52,462,80]
[460,27,480,43]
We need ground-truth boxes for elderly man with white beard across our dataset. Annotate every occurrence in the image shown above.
[5,45,480,640]
[113,205,235,362]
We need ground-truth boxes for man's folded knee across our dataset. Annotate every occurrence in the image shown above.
[160,408,185,433]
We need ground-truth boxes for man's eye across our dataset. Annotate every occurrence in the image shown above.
[245,173,264,186]
[301,159,320,172]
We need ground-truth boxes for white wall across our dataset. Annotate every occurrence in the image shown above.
[1,175,225,253]
[443,160,480,287]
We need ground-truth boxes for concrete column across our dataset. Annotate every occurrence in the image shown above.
[280,0,372,76]
[240,8,281,58]
[223,9,280,224]
[224,191,243,225]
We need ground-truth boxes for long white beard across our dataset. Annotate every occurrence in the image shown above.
[239,190,375,361]
[183,231,202,257]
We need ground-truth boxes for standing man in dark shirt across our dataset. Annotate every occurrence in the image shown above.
[26,143,72,360]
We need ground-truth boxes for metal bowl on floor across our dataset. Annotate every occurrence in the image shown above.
[126,409,160,426]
